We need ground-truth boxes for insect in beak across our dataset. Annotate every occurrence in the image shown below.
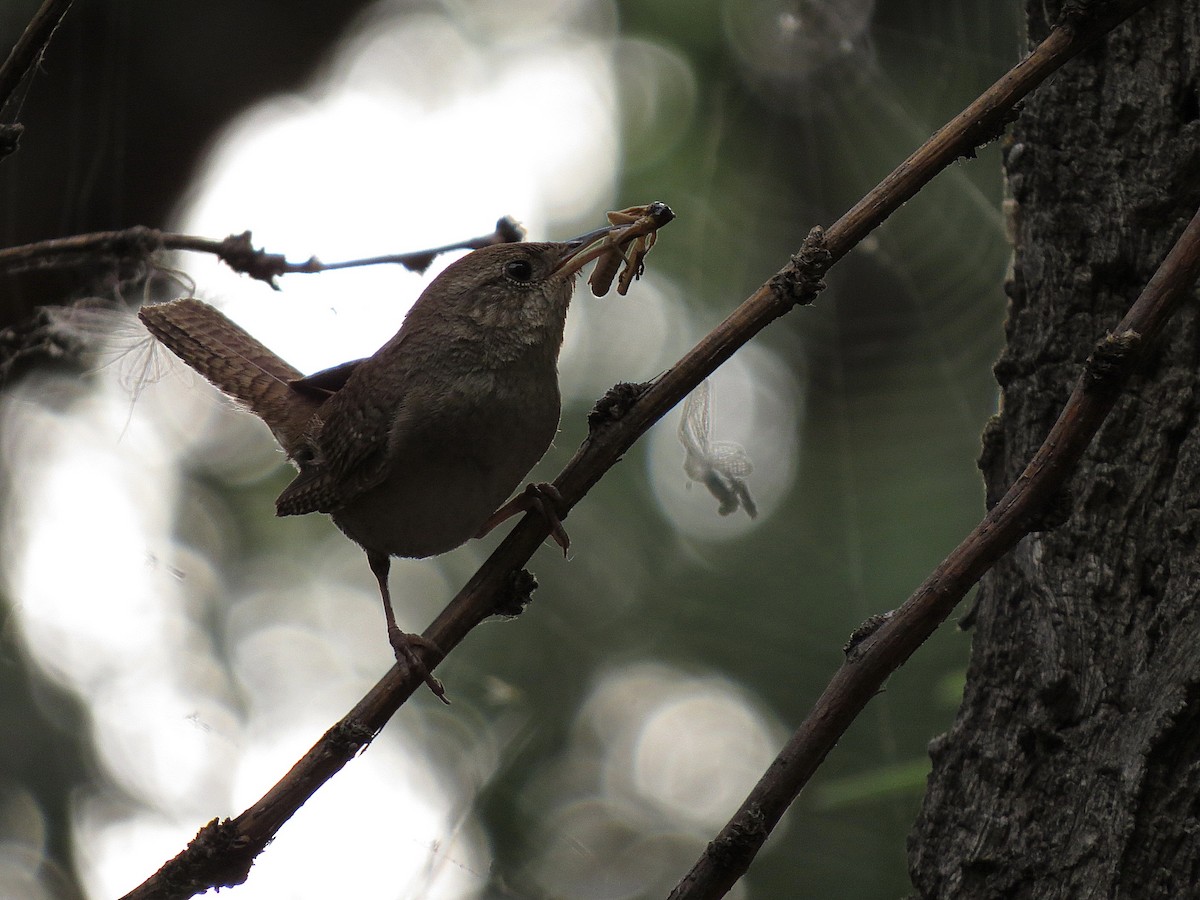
[553,202,675,294]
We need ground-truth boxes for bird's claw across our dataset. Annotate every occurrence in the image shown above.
[388,626,449,704]
[477,482,570,556]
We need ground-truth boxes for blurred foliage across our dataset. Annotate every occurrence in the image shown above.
[0,0,1018,897]
[811,758,933,810]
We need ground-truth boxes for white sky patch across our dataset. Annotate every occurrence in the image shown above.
[174,10,619,375]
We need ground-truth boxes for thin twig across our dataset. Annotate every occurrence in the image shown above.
[118,1,1157,897]
[0,218,525,287]
[0,0,73,158]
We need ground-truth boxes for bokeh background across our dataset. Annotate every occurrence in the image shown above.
[0,1,1017,897]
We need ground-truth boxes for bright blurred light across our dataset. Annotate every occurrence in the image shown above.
[647,342,805,541]
[560,273,699,405]
[523,663,781,897]
[631,692,778,825]
[585,664,784,828]
[531,798,696,900]
[722,0,877,105]
[175,4,620,375]
[611,38,697,172]
[3,377,183,687]
[224,728,482,900]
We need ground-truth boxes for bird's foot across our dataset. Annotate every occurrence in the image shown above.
[476,482,570,555]
[388,625,449,704]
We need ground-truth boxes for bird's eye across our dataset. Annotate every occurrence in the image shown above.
[504,258,535,282]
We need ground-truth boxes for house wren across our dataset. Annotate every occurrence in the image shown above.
[139,207,673,699]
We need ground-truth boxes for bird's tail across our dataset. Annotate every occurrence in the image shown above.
[138,298,317,453]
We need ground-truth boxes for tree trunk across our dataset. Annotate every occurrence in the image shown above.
[908,1,1200,897]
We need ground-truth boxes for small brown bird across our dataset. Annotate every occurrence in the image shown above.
[139,208,672,698]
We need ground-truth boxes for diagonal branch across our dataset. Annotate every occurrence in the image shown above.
[118,0,1158,897]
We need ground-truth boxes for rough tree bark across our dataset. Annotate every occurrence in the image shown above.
[909,1,1200,897]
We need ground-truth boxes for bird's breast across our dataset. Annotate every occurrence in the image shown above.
[330,378,561,559]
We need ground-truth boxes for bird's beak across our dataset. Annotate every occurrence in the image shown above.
[551,224,623,278]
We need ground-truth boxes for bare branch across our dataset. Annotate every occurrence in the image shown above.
[0,218,526,287]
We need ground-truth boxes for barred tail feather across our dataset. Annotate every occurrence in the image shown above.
[138,298,317,453]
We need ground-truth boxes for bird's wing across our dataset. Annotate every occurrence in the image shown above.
[275,450,390,517]
[275,373,417,517]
